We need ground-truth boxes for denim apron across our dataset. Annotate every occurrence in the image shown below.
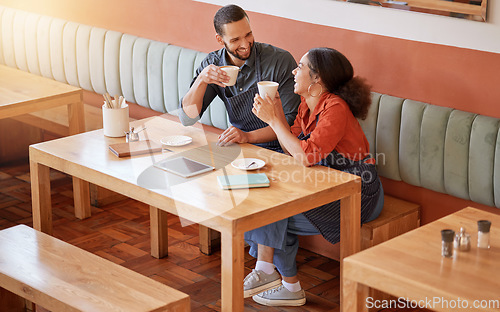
[217,50,280,150]
[298,130,381,245]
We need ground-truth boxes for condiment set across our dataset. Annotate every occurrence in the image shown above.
[441,220,492,257]
[125,126,146,142]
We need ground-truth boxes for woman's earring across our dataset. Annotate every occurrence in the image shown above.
[308,82,323,97]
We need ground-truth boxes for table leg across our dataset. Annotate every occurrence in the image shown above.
[67,98,90,220]
[342,277,369,312]
[150,206,169,258]
[73,177,91,219]
[340,191,361,311]
[30,160,52,234]
[340,192,361,259]
[199,225,220,255]
[221,230,244,312]
[67,99,85,135]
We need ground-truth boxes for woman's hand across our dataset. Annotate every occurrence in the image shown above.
[252,92,283,126]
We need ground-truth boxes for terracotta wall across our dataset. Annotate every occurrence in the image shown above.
[2,0,499,223]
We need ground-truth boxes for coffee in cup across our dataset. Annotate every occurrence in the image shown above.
[257,81,279,99]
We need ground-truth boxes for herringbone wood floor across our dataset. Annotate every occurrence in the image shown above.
[0,159,425,312]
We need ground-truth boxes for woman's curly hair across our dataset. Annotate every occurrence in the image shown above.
[307,47,372,120]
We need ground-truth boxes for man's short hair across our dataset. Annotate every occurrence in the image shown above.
[213,4,248,36]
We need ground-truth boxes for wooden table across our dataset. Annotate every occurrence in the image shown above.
[0,64,89,218]
[343,207,500,312]
[30,116,362,312]
[0,64,84,135]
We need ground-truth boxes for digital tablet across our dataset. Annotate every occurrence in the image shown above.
[154,156,214,178]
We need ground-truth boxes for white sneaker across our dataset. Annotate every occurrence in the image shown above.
[252,284,306,306]
[243,269,281,298]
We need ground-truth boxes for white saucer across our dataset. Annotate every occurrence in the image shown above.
[160,135,193,147]
[231,158,265,171]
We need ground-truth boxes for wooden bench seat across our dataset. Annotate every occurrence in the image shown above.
[0,225,190,312]
[299,194,420,259]
[361,194,420,249]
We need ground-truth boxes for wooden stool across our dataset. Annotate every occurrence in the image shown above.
[0,225,190,312]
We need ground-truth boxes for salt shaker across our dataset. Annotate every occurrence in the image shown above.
[441,229,455,257]
[453,227,471,251]
[477,220,491,249]
[125,126,146,142]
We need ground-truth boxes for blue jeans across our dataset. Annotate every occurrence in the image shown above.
[244,182,384,277]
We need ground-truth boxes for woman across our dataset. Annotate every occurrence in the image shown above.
[244,47,384,307]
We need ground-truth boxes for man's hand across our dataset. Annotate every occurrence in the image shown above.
[181,64,230,119]
[198,64,230,87]
[217,126,249,146]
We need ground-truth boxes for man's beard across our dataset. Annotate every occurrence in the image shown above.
[224,41,253,61]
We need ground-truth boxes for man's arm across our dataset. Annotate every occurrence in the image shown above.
[181,64,229,118]
[179,61,229,126]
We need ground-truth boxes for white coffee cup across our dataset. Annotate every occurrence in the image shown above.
[220,65,239,86]
[102,103,129,137]
[258,81,279,99]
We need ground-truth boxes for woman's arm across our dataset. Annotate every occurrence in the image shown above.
[253,94,314,166]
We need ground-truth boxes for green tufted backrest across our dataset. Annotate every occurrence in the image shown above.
[359,93,500,208]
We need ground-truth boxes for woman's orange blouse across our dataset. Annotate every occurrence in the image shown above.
[290,92,373,165]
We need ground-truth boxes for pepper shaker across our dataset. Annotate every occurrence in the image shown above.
[441,229,455,257]
[477,220,491,249]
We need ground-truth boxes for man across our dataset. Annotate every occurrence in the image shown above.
[179,4,300,149]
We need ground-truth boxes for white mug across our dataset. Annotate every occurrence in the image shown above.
[220,65,239,86]
[257,81,279,99]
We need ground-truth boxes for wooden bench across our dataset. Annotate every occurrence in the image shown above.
[299,194,420,258]
[361,195,420,249]
[0,225,190,312]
